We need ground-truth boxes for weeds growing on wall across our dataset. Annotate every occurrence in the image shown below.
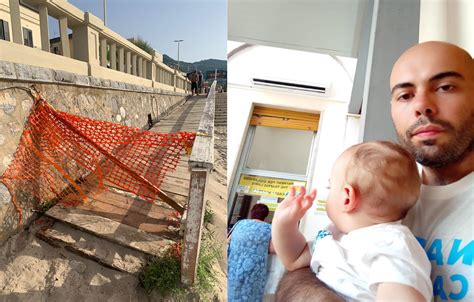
[203,205,214,226]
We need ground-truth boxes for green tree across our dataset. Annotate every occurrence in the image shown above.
[131,36,154,55]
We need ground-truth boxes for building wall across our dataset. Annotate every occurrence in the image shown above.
[50,37,74,57]
[0,61,188,244]
[228,43,359,297]
[0,1,189,93]
[0,0,41,48]
[228,43,357,193]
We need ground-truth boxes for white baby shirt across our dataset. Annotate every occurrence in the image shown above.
[309,222,433,301]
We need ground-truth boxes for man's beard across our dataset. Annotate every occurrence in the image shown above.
[397,116,474,168]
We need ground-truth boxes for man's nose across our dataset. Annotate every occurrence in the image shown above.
[414,91,438,118]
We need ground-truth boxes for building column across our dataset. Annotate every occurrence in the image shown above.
[148,61,154,81]
[72,24,99,65]
[126,51,131,74]
[143,59,147,79]
[118,47,125,72]
[110,43,117,70]
[419,0,448,42]
[100,38,107,67]
[132,54,137,75]
[156,66,161,83]
[9,0,22,44]
[138,57,143,77]
[59,16,71,57]
[173,69,177,92]
[356,0,420,142]
[38,5,49,51]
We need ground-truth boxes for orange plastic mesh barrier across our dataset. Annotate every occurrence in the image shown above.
[0,97,196,223]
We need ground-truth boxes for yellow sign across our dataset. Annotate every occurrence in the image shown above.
[237,175,306,198]
[258,196,279,211]
[315,199,327,213]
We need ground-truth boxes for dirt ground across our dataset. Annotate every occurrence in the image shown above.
[0,125,228,301]
[205,124,228,298]
[0,220,151,302]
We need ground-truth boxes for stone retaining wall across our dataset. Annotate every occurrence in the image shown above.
[0,61,189,244]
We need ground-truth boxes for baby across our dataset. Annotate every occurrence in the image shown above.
[272,141,432,301]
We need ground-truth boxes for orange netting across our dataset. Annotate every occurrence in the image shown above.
[0,97,196,223]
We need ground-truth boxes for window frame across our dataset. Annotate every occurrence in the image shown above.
[22,27,33,47]
[228,108,322,226]
[0,19,10,41]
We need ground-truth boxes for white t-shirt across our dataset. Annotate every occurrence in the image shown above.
[309,222,433,301]
[405,172,474,301]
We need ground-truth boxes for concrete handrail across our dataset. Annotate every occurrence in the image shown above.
[189,80,216,168]
[181,81,217,286]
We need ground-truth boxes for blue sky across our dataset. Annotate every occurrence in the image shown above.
[52,0,227,63]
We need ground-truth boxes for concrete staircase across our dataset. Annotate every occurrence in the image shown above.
[214,92,227,127]
[34,93,226,277]
[36,197,180,275]
[37,218,147,275]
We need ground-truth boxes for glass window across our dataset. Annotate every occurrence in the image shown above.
[22,27,33,47]
[246,126,314,175]
[0,20,10,41]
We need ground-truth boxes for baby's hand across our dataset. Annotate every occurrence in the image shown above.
[273,187,317,226]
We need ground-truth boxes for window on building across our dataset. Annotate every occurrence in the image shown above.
[22,27,33,47]
[246,127,314,174]
[228,106,321,227]
[0,20,10,41]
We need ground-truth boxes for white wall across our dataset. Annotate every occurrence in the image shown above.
[228,42,359,237]
[228,42,361,297]
[420,0,474,55]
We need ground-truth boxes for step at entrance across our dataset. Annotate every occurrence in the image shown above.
[37,218,147,275]
[44,206,176,257]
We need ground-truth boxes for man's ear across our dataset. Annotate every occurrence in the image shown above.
[342,184,359,213]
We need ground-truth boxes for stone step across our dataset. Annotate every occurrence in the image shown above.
[36,219,147,275]
[45,205,176,257]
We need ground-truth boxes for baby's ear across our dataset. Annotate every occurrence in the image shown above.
[342,184,359,213]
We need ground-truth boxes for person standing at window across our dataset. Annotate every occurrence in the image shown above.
[228,203,275,302]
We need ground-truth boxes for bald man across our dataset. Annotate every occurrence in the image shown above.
[390,41,473,301]
[275,42,473,302]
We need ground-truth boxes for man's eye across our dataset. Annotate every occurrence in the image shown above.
[397,93,413,101]
[437,84,454,92]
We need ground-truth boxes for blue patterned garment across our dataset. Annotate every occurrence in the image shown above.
[312,229,332,251]
[228,219,272,302]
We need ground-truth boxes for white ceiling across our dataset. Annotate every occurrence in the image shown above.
[228,42,357,102]
[228,0,369,58]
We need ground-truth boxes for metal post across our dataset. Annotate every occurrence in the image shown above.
[174,39,183,72]
[103,0,107,26]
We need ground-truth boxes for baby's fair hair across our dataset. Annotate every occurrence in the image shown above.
[344,141,420,221]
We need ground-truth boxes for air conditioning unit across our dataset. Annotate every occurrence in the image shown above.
[252,77,330,95]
